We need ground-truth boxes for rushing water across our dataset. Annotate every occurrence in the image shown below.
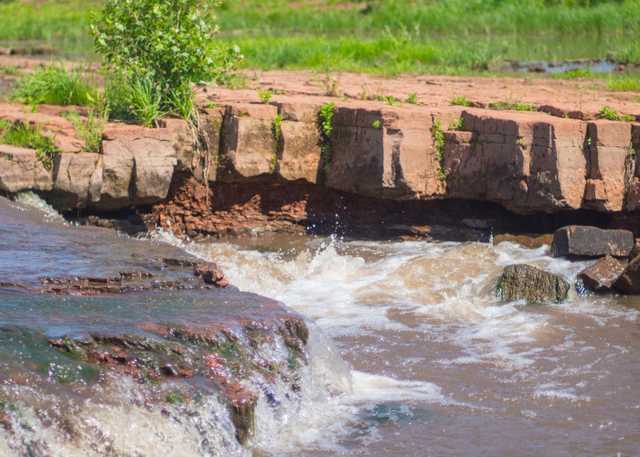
[3,194,640,456]
[155,232,640,457]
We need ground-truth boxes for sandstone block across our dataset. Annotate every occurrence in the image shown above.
[0,145,53,193]
[52,152,101,209]
[279,120,321,183]
[219,110,276,182]
[614,255,640,294]
[578,255,627,292]
[551,225,634,258]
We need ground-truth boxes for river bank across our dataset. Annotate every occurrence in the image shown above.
[2,60,640,456]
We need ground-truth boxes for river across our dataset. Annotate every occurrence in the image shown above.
[2,194,640,456]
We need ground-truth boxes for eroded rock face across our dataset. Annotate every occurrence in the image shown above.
[446,110,587,214]
[578,255,628,292]
[496,264,570,304]
[551,226,634,258]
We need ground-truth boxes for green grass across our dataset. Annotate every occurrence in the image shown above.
[0,120,60,169]
[11,66,97,106]
[0,0,639,76]
[597,105,635,122]
[607,75,640,92]
[488,101,537,111]
[64,110,105,152]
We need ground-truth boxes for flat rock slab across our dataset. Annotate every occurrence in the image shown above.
[496,264,570,305]
[551,225,634,258]
[578,255,628,292]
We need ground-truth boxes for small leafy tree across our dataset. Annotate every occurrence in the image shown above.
[91,0,240,125]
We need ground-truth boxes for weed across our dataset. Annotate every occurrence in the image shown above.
[322,73,339,97]
[431,117,446,181]
[318,102,336,173]
[271,113,283,173]
[11,66,96,107]
[0,121,59,170]
[406,92,418,104]
[272,114,283,142]
[64,110,106,153]
[597,106,635,122]
[448,117,464,130]
[168,85,196,123]
[258,89,274,104]
[488,101,536,111]
[372,119,382,129]
[165,391,184,405]
[451,96,471,107]
[127,78,165,128]
[377,95,397,106]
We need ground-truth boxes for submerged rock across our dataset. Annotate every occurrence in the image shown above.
[551,225,634,258]
[614,255,640,294]
[578,256,627,292]
[496,264,570,305]
[194,262,229,288]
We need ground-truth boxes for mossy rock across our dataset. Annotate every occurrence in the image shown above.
[496,264,570,305]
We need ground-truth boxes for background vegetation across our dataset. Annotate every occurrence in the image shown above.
[0,0,639,75]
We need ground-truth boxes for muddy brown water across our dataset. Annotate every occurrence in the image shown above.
[2,193,640,456]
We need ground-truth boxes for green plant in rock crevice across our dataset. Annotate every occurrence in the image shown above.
[448,117,464,130]
[0,121,59,170]
[597,106,635,122]
[271,113,283,173]
[258,89,274,104]
[451,96,471,107]
[431,117,446,181]
[64,110,106,153]
[318,102,336,175]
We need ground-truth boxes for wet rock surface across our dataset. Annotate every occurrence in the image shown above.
[551,225,634,258]
[613,255,640,294]
[578,255,628,292]
[0,196,309,451]
[496,264,570,305]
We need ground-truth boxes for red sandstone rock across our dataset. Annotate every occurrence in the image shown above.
[194,262,229,288]
[578,255,627,292]
[0,145,53,192]
[552,225,634,258]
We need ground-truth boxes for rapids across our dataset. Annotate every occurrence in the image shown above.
[2,193,640,456]
[155,232,640,456]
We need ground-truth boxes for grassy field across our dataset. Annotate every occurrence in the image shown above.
[1,0,640,77]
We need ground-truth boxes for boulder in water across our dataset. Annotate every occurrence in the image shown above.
[194,262,229,288]
[496,264,570,305]
[551,225,633,258]
[614,255,640,294]
[578,255,627,292]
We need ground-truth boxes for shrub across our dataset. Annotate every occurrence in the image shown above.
[91,0,241,124]
[11,66,96,107]
[0,120,59,169]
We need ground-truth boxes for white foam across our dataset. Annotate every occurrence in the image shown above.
[13,191,66,223]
